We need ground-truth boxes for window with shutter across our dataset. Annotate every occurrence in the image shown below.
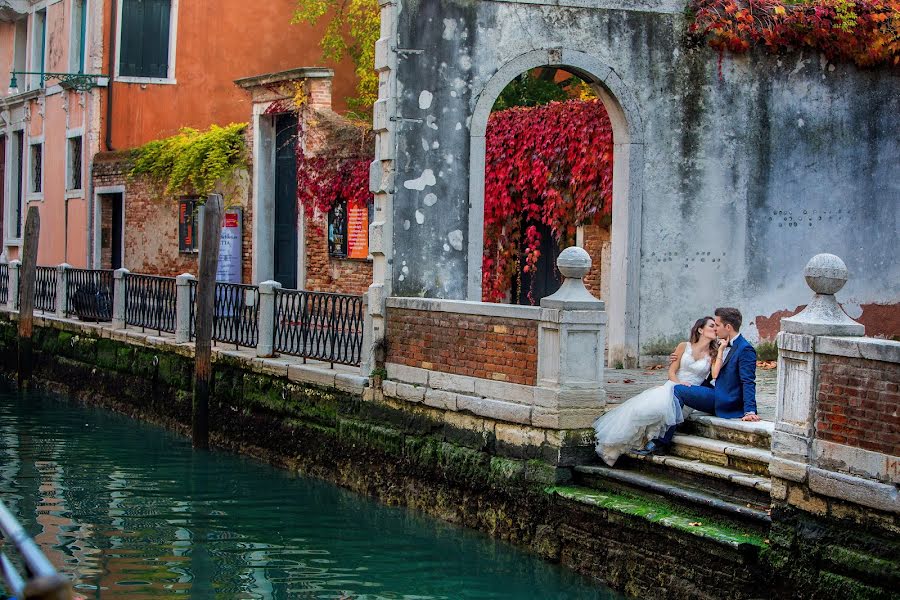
[119,0,173,79]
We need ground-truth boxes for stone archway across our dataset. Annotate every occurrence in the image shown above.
[467,49,644,367]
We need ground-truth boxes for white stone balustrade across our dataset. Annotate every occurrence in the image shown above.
[112,268,129,329]
[175,273,196,343]
[256,280,281,358]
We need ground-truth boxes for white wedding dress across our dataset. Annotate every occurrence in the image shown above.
[593,343,712,466]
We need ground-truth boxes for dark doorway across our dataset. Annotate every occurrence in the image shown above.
[274,113,299,289]
[99,192,124,270]
[512,220,561,306]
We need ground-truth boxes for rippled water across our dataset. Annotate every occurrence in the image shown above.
[0,388,621,599]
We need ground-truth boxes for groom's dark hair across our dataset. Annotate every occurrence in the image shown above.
[715,307,743,331]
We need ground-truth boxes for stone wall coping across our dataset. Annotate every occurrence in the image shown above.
[483,0,684,15]
[386,296,543,321]
[816,336,900,363]
[807,466,900,514]
[234,67,334,90]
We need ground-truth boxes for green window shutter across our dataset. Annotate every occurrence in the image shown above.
[119,0,171,78]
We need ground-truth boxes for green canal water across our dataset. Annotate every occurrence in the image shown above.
[0,389,622,599]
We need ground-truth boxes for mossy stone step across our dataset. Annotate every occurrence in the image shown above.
[547,484,768,554]
[574,464,771,525]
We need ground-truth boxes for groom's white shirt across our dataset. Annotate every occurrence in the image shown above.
[722,333,743,362]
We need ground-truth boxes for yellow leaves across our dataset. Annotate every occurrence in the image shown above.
[774,5,786,15]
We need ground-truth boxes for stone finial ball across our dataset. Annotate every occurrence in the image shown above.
[804,253,848,295]
[556,246,592,279]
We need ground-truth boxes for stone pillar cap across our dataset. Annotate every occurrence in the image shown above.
[781,253,864,336]
[540,247,604,310]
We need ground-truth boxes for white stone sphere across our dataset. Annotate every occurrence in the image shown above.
[804,253,848,295]
[556,246,592,279]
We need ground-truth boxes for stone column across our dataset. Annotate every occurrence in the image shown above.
[174,273,196,344]
[7,260,20,311]
[770,254,864,490]
[256,280,281,358]
[359,292,374,377]
[533,247,607,429]
[112,268,130,329]
[56,263,71,318]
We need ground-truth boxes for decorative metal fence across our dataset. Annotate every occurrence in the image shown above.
[190,281,260,349]
[274,289,364,366]
[65,269,114,321]
[0,263,8,305]
[123,273,177,334]
[34,266,57,312]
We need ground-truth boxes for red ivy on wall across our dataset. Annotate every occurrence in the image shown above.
[482,99,613,303]
[296,155,370,219]
[689,0,900,67]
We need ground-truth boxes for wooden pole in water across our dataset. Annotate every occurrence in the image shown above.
[192,194,223,449]
[18,206,40,388]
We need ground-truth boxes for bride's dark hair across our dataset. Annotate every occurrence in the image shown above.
[690,316,719,355]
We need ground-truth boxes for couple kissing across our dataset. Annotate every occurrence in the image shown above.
[593,307,758,467]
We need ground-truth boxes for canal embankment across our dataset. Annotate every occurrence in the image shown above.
[0,312,773,599]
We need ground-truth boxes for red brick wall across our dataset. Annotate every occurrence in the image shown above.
[756,304,900,342]
[386,308,539,385]
[92,154,254,282]
[815,354,900,455]
[582,222,611,301]
[303,213,372,295]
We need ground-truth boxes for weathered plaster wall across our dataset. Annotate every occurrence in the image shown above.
[386,0,900,356]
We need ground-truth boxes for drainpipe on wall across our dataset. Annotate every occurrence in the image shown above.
[104,0,117,152]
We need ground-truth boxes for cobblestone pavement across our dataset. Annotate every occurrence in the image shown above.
[605,364,778,421]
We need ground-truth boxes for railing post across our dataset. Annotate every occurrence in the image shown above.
[256,280,281,358]
[8,260,21,311]
[175,273,196,344]
[112,268,129,329]
[55,263,71,318]
[359,292,373,377]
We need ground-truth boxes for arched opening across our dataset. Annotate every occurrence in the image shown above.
[468,49,643,367]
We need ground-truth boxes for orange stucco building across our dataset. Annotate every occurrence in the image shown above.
[1,0,357,269]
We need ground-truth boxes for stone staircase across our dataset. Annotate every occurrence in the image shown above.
[573,414,774,527]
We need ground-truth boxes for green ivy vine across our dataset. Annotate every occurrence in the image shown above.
[130,123,249,201]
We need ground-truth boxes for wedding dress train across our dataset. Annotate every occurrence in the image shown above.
[593,343,711,466]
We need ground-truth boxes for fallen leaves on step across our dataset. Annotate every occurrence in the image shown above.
[757,360,777,369]
[623,379,635,384]
[689,522,703,527]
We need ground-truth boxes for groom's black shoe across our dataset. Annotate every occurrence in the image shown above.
[633,440,668,457]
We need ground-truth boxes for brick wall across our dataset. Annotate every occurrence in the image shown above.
[92,154,254,282]
[582,222,611,301]
[386,307,538,385]
[815,354,900,455]
[304,213,372,295]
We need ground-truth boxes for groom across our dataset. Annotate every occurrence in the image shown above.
[638,307,758,456]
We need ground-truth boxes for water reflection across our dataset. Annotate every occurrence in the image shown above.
[0,389,620,599]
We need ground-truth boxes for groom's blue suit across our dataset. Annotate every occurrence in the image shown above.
[657,334,757,445]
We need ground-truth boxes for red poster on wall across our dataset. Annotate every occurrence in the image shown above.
[347,202,369,259]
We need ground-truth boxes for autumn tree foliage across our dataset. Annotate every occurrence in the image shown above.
[689,0,900,67]
[482,99,613,303]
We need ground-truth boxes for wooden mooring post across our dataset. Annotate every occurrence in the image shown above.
[192,194,223,449]
[17,206,40,388]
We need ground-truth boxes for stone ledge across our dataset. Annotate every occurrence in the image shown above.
[807,467,900,514]
[816,336,900,363]
[812,439,900,485]
[770,456,809,483]
[386,296,542,321]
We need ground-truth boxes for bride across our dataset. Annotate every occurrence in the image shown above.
[593,316,721,466]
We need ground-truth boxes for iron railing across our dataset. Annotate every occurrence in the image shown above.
[123,273,177,334]
[274,289,364,366]
[190,281,260,349]
[0,499,71,599]
[34,266,57,312]
[65,269,114,321]
[0,263,8,305]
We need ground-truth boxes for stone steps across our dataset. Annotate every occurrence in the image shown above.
[576,413,775,517]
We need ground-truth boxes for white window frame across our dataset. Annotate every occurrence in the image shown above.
[26,136,44,201]
[28,7,48,91]
[114,0,179,85]
[65,128,84,195]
